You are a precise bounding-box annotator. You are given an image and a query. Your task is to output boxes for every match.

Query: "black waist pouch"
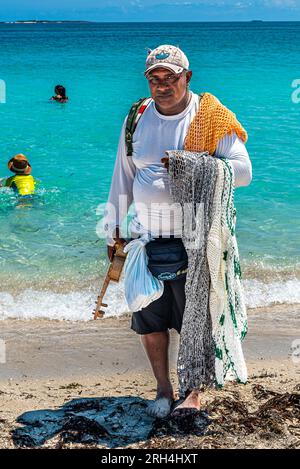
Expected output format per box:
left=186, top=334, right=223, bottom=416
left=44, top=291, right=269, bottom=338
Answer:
left=145, top=237, right=188, bottom=281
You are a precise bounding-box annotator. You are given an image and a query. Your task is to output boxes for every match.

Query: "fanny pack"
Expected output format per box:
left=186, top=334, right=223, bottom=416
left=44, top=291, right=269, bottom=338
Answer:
left=145, top=237, right=188, bottom=281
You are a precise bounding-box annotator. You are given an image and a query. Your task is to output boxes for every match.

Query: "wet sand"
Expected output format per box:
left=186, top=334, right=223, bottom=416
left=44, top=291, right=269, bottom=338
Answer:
left=0, top=304, right=299, bottom=449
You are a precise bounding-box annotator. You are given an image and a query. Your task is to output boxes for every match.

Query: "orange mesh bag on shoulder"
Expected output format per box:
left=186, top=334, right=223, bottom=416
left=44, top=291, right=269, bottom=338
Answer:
left=184, top=92, right=248, bottom=154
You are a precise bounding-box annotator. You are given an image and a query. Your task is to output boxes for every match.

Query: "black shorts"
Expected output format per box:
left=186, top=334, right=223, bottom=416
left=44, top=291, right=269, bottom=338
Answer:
left=131, top=274, right=186, bottom=335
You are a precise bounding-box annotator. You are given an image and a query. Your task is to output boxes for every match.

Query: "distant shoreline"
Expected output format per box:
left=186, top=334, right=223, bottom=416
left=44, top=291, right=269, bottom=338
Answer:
left=0, top=20, right=93, bottom=24
left=1, top=20, right=300, bottom=24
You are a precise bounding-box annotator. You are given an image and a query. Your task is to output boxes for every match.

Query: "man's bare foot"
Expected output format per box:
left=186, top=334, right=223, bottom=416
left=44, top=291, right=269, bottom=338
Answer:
left=171, top=390, right=201, bottom=417
left=147, top=396, right=173, bottom=419
left=146, top=387, right=175, bottom=419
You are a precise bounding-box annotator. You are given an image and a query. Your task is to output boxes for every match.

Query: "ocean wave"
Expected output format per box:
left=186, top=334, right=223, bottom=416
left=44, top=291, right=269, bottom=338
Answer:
left=242, top=259, right=300, bottom=283
left=0, top=278, right=299, bottom=321
left=243, top=279, right=300, bottom=308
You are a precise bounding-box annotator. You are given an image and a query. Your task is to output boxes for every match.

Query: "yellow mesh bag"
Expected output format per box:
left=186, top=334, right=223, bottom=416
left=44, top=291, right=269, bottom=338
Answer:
left=184, top=92, right=248, bottom=155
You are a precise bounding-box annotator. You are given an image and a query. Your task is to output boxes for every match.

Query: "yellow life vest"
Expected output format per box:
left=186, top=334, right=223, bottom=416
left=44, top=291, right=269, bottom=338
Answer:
left=5, top=174, right=36, bottom=196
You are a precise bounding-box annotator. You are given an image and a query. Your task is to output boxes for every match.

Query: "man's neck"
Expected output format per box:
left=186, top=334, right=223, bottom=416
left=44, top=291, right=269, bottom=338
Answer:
left=155, top=90, right=192, bottom=116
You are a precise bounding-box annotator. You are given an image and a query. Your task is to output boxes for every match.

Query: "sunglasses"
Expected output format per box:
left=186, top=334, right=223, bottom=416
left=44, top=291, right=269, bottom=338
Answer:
left=146, top=72, right=183, bottom=86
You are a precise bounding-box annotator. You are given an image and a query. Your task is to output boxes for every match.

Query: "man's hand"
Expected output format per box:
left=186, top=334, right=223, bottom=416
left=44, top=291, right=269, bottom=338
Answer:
left=161, top=155, right=169, bottom=171
left=107, top=227, right=127, bottom=262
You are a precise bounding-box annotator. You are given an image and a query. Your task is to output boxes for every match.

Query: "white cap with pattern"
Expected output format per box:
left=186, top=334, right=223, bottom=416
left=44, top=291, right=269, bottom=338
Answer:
left=145, top=44, right=189, bottom=75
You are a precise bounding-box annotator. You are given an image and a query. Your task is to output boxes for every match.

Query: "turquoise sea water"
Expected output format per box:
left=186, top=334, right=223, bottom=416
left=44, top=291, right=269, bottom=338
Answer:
left=0, top=22, right=299, bottom=320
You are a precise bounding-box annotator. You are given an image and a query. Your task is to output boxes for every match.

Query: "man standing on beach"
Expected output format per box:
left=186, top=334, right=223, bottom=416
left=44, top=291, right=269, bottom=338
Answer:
left=103, top=45, right=252, bottom=418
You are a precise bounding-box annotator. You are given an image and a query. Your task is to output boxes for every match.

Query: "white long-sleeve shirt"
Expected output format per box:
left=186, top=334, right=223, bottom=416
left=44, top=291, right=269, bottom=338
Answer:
left=103, top=92, right=252, bottom=246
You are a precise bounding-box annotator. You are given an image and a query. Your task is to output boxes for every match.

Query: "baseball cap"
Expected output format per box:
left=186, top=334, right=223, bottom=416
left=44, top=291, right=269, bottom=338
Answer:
left=144, top=44, right=189, bottom=75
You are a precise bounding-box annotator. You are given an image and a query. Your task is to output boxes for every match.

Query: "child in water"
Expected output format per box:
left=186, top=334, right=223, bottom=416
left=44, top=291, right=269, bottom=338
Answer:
left=50, top=84, right=68, bottom=103
left=3, top=154, right=36, bottom=196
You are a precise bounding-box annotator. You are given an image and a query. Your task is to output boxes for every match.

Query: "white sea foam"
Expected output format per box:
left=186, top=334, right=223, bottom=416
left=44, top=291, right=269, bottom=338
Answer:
left=0, top=278, right=299, bottom=321
left=0, top=281, right=130, bottom=322
left=243, top=278, right=300, bottom=309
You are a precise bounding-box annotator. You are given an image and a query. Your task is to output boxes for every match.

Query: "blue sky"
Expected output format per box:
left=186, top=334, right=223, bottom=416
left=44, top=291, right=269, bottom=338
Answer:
left=0, top=0, right=300, bottom=22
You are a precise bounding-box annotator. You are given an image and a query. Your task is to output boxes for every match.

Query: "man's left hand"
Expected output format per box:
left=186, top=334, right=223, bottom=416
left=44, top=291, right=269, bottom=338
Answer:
left=161, top=156, right=169, bottom=171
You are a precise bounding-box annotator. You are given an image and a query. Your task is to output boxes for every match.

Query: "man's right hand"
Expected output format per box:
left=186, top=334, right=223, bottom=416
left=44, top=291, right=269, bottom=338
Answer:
left=107, top=227, right=127, bottom=262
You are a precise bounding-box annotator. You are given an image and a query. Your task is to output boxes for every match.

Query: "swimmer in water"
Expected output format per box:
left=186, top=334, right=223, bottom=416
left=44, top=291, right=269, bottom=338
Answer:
left=50, top=84, right=68, bottom=103
left=3, top=154, right=36, bottom=196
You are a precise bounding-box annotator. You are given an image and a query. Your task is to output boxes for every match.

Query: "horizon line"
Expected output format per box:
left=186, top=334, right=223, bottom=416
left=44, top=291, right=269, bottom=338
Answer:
left=1, top=19, right=300, bottom=23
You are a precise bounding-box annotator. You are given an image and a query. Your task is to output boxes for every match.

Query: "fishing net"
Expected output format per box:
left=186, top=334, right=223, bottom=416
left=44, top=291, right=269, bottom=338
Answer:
left=167, top=150, right=248, bottom=397
left=167, top=150, right=218, bottom=396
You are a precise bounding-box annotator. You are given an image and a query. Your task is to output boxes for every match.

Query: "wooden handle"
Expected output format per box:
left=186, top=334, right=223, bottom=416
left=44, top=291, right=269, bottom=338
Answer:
left=93, top=273, right=110, bottom=320
left=93, top=243, right=128, bottom=319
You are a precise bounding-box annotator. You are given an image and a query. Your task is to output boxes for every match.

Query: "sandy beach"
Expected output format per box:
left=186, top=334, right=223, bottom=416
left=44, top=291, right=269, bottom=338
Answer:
left=0, top=303, right=299, bottom=449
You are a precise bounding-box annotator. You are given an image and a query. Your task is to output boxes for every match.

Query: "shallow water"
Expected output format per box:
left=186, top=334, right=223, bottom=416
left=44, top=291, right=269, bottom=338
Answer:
left=0, top=22, right=299, bottom=319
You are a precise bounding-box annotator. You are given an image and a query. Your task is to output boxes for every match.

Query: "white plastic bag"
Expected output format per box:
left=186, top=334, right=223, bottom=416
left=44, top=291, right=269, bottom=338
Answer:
left=123, top=234, right=164, bottom=312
